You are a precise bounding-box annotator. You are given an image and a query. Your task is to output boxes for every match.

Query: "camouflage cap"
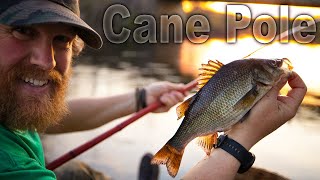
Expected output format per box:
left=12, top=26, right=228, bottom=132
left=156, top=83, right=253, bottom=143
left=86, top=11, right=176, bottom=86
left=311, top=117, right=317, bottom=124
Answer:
left=0, top=0, right=103, bottom=49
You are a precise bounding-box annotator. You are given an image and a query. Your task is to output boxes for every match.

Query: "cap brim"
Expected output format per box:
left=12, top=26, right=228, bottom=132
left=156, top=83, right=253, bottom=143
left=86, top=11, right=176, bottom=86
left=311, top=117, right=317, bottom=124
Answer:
left=0, top=0, right=102, bottom=49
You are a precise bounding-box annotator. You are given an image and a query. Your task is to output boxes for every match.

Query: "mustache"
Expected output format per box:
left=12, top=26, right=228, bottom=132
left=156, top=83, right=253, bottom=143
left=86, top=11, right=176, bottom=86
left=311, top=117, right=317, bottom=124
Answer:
left=10, top=64, right=64, bottom=85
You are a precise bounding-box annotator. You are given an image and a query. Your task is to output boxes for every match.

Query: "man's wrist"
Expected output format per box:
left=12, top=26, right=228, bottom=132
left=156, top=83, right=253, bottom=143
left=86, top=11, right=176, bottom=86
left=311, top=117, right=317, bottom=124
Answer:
left=215, top=134, right=255, bottom=173
left=227, top=133, right=253, bottom=150
left=227, top=124, right=258, bottom=150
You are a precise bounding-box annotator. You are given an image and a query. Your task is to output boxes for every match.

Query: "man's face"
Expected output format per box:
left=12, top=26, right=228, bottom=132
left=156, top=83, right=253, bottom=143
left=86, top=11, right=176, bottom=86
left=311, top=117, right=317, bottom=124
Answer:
left=0, top=23, right=75, bottom=131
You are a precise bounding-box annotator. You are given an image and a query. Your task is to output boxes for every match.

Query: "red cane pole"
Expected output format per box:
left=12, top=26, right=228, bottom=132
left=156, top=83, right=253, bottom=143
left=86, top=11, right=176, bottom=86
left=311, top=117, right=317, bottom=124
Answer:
left=46, top=79, right=198, bottom=170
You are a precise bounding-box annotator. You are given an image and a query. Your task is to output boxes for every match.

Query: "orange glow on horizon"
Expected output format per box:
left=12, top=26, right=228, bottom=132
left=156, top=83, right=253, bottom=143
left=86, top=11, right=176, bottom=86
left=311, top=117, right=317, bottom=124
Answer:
left=181, top=1, right=320, bottom=19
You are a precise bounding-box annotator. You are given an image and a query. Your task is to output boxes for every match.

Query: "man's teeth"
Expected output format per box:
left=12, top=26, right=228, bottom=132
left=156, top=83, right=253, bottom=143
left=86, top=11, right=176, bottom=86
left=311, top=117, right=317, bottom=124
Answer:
left=23, top=78, right=49, bottom=86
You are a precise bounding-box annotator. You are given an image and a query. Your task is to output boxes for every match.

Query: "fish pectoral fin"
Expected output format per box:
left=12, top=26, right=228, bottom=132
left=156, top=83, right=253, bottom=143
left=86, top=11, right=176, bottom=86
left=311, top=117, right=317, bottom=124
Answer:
left=197, top=60, right=224, bottom=91
left=234, top=84, right=259, bottom=110
left=151, top=144, right=184, bottom=178
left=176, top=96, right=193, bottom=120
left=197, top=133, right=218, bottom=156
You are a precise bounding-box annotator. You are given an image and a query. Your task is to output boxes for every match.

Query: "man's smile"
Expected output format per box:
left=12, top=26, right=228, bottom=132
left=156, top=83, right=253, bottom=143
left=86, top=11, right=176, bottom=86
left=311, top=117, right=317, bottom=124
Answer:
left=19, top=76, right=52, bottom=95
left=22, top=77, right=49, bottom=87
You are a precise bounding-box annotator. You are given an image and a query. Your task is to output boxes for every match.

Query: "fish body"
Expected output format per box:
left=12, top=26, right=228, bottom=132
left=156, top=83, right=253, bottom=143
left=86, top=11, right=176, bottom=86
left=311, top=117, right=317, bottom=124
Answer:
left=151, top=58, right=292, bottom=177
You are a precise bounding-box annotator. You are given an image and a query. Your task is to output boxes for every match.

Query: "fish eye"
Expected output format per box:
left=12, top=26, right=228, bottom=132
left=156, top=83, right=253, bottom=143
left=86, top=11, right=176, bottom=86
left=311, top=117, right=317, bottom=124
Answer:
left=269, top=59, right=282, bottom=67
left=270, top=60, right=278, bottom=67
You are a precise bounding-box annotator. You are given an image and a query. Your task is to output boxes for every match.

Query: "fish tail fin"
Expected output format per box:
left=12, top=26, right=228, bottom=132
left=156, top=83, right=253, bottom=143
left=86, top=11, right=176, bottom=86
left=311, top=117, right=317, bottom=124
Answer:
left=151, top=144, right=183, bottom=177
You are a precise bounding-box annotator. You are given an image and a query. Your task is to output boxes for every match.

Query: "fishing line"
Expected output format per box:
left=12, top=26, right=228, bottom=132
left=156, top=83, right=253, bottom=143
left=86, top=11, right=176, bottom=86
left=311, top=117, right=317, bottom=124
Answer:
left=243, top=20, right=317, bottom=58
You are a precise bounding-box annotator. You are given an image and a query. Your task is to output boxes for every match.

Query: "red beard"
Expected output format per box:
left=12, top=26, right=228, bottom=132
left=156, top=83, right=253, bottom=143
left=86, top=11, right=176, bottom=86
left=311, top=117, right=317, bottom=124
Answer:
left=0, top=63, right=71, bottom=132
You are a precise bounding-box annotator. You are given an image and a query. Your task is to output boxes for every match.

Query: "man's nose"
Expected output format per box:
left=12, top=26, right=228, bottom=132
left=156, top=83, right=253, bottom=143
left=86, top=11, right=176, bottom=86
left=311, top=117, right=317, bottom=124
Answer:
left=30, top=37, right=56, bottom=70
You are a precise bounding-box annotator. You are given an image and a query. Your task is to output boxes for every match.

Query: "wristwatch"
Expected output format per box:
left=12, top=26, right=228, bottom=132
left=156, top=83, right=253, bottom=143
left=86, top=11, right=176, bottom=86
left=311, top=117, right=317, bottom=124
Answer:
left=215, top=134, right=255, bottom=173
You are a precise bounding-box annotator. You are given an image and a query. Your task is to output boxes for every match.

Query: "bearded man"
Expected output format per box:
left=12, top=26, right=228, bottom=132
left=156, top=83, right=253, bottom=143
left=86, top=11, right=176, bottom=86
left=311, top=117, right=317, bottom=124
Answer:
left=0, top=0, right=187, bottom=179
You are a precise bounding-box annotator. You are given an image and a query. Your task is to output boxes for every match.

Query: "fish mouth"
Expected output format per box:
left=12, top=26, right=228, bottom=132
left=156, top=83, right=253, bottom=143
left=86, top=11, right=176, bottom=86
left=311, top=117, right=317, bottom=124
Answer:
left=281, top=58, right=294, bottom=71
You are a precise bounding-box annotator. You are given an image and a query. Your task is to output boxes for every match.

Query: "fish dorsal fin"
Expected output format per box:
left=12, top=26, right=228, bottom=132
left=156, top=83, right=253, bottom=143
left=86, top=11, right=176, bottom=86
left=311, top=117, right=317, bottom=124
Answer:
left=176, top=96, right=193, bottom=120
left=197, top=60, right=224, bottom=91
left=197, top=133, right=218, bottom=155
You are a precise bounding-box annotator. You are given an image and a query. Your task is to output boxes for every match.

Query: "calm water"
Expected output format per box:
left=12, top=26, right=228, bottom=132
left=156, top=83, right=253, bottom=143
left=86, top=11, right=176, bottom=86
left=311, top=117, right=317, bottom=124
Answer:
left=43, top=1, right=320, bottom=180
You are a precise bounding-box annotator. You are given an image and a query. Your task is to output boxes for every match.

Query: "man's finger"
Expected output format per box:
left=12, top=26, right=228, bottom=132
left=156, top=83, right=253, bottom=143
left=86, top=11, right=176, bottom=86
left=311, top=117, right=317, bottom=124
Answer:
left=171, top=91, right=185, bottom=102
left=286, top=71, right=307, bottom=104
left=165, top=82, right=185, bottom=91
left=160, top=93, right=174, bottom=107
left=277, top=72, right=307, bottom=110
left=278, top=72, right=307, bottom=108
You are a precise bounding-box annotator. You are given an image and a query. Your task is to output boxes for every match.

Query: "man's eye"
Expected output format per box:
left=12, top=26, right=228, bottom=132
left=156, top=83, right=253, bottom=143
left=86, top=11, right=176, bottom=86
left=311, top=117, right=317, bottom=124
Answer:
left=55, top=35, right=71, bottom=43
left=11, top=27, right=34, bottom=40
left=54, top=35, right=74, bottom=50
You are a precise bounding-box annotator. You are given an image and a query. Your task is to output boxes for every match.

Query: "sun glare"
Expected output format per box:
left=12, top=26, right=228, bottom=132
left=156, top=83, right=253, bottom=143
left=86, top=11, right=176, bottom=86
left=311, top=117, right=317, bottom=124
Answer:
left=181, top=1, right=320, bottom=19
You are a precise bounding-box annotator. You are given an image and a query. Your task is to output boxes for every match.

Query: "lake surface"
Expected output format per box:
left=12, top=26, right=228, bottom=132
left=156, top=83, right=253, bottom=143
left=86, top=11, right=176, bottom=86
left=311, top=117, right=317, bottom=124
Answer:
left=43, top=1, right=320, bottom=180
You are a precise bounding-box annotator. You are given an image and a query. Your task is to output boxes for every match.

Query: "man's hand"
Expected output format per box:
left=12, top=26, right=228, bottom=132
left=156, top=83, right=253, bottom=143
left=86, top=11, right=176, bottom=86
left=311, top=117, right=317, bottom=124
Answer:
left=145, top=81, right=188, bottom=113
left=228, top=72, right=307, bottom=149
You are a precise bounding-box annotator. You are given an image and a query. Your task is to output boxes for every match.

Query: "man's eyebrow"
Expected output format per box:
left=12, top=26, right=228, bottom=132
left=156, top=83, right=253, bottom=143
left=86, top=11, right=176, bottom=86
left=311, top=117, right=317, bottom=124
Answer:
left=66, top=30, right=76, bottom=37
left=11, top=25, right=38, bottom=34
left=54, top=26, right=76, bottom=38
left=57, top=27, right=76, bottom=37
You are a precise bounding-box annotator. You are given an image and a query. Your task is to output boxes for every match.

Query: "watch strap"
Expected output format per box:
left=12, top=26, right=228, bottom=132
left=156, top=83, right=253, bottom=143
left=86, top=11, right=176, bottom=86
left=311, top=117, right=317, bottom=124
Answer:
left=215, top=135, right=255, bottom=173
